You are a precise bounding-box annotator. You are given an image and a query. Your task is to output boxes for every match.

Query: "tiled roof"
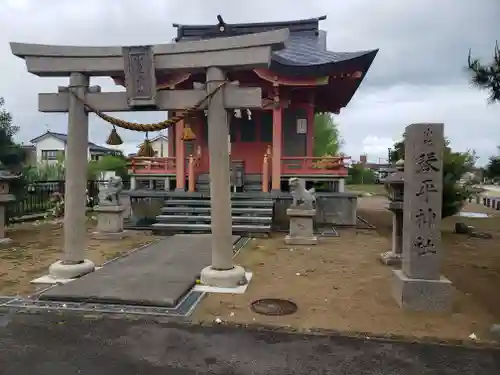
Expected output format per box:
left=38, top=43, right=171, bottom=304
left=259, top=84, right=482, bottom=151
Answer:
left=270, top=34, right=377, bottom=77
left=173, top=16, right=378, bottom=77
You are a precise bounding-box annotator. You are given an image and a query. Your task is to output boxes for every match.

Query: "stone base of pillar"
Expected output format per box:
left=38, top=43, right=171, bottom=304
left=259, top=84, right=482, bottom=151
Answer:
left=0, top=237, right=12, bottom=245
left=49, top=259, right=95, bottom=279
left=92, top=205, right=126, bottom=239
left=392, top=269, right=453, bottom=312
left=284, top=235, right=318, bottom=246
left=285, top=208, right=317, bottom=245
left=200, top=265, right=247, bottom=288
left=379, top=251, right=402, bottom=266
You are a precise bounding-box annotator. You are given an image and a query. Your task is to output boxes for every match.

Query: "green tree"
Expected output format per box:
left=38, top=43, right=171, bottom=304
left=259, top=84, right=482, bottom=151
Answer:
left=467, top=42, right=500, bottom=103
left=347, top=163, right=375, bottom=185
left=0, top=97, right=24, bottom=170
left=485, top=156, right=500, bottom=180
left=388, top=136, right=477, bottom=218
left=389, top=140, right=404, bottom=163
left=313, top=113, right=343, bottom=156
left=88, top=154, right=129, bottom=180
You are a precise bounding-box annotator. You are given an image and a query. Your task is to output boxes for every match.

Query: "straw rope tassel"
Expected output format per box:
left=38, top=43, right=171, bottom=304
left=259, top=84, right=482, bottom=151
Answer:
left=68, top=81, right=228, bottom=145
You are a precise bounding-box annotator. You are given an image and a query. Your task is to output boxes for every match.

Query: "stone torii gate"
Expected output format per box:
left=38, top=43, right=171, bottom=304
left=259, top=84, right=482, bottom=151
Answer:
left=10, top=29, right=288, bottom=288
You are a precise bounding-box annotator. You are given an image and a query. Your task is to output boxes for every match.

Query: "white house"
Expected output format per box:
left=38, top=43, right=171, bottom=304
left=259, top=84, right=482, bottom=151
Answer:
left=131, top=134, right=169, bottom=157
left=29, top=131, right=120, bottom=164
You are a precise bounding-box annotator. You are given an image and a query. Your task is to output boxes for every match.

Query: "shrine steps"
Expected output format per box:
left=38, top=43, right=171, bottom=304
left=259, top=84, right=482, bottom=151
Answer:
left=151, top=196, right=274, bottom=235
left=195, top=173, right=264, bottom=193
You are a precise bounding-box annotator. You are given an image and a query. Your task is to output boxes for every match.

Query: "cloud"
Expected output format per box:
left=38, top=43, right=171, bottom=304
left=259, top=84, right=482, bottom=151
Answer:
left=1, top=0, right=499, bottom=166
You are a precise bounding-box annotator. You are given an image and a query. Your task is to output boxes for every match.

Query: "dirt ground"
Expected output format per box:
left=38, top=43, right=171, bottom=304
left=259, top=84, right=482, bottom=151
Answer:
left=0, top=218, right=158, bottom=297
left=193, top=197, right=500, bottom=343
left=345, top=183, right=387, bottom=196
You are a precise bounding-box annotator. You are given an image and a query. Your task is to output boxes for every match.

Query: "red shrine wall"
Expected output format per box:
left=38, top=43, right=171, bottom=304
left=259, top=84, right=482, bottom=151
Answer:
left=181, top=104, right=314, bottom=175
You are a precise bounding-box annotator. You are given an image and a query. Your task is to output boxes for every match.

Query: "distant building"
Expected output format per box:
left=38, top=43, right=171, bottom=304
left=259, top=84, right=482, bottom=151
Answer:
left=358, top=154, right=391, bottom=171
left=136, top=134, right=169, bottom=157
left=29, top=131, right=119, bottom=164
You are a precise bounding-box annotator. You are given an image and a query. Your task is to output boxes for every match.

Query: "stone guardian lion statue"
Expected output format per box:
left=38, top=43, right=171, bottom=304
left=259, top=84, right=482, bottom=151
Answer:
left=98, top=176, right=123, bottom=206
left=289, top=177, right=316, bottom=210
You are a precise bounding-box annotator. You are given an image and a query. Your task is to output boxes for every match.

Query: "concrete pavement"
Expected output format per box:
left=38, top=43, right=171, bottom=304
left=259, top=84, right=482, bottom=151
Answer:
left=0, top=312, right=499, bottom=374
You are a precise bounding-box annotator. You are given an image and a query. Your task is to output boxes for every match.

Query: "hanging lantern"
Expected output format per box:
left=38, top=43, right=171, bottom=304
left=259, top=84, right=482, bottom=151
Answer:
left=182, top=125, right=196, bottom=141
left=105, top=126, right=123, bottom=145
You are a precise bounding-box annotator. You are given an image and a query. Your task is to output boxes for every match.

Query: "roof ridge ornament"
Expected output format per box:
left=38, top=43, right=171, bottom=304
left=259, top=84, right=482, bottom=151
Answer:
left=217, top=15, right=227, bottom=33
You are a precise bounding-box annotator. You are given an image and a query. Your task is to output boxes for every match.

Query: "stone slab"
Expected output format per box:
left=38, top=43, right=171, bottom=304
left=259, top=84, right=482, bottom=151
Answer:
left=40, top=234, right=240, bottom=307
left=287, top=208, right=316, bottom=217
left=379, top=251, right=402, bottom=266
left=284, top=235, right=318, bottom=245
left=93, top=205, right=126, bottom=213
left=392, top=269, right=453, bottom=312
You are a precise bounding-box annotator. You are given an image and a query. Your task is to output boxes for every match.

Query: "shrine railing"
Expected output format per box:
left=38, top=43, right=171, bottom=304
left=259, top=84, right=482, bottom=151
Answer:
left=129, top=157, right=177, bottom=175
left=280, top=156, right=350, bottom=176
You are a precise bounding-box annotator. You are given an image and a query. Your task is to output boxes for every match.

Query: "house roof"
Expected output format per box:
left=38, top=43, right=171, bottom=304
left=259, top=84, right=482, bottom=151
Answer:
left=173, top=16, right=378, bottom=79
left=136, top=134, right=168, bottom=148
left=29, top=131, right=118, bottom=153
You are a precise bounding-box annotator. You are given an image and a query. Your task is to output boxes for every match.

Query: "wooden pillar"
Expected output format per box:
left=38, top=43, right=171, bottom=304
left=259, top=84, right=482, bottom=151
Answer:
left=306, top=103, right=315, bottom=157
left=271, top=91, right=283, bottom=192
left=187, top=155, right=195, bottom=192
left=262, top=154, right=269, bottom=192
left=168, top=117, right=175, bottom=157
left=175, top=113, right=185, bottom=191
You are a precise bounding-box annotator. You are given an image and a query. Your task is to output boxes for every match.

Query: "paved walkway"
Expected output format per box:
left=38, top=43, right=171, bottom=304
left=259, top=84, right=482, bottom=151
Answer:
left=41, top=235, right=239, bottom=307
left=0, top=312, right=499, bottom=374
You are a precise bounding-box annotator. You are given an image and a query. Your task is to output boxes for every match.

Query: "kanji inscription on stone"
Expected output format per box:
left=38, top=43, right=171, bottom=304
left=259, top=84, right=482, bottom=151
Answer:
left=123, top=45, right=156, bottom=107
left=402, top=123, right=444, bottom=280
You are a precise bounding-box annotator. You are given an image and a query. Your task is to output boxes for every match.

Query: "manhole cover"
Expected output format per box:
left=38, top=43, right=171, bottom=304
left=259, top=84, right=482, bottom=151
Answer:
left=250, top=298, right=297, bottom=316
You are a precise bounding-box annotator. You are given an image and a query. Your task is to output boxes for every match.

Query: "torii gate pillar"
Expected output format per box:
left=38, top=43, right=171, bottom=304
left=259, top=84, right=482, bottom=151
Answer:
left=49, top=72, right=95, bottom=279
left=200, top=67, right=246, bottom=287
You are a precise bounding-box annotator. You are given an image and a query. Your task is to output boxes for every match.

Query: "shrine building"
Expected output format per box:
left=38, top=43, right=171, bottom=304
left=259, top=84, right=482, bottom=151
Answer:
left=128, top=16, right=378, bottom=195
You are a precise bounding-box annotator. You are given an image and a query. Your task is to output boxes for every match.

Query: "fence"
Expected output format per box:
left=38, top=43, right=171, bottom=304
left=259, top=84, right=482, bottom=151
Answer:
left=6, top=179, right=130, bottom=223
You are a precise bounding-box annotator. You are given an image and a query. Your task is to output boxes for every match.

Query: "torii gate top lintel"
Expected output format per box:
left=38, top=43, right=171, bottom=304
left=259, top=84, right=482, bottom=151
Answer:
left=9, top=28, right=289, bottom=77
left=10, top=28, right=289, bottom=112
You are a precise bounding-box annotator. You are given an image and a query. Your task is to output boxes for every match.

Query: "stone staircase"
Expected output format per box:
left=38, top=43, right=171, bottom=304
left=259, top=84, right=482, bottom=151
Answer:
left=151, top=195, right=274, bottom=235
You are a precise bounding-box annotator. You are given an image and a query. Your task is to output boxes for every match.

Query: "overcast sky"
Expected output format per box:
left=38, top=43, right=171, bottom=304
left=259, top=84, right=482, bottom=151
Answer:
left=1, top=0, right=499, bottom=164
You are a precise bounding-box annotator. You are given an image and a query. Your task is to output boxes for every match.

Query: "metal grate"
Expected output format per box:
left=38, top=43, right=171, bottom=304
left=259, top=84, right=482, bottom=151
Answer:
left=0, top=290, right=204, bottom=317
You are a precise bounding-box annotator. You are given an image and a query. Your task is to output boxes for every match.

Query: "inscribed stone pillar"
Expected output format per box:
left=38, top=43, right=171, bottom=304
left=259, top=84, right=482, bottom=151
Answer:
left=200, top=67, right=246, bottom=287
left=49, top=73, right=95, bottom=279
left=392, top=123, right=452, bottom=311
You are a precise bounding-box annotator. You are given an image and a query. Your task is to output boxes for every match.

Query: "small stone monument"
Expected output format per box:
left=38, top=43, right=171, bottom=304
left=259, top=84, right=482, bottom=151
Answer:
left=392, top=123, right=453, bottom=312
left=380, top=160, right=404, bottom=265
left=0, top=165, right=20, bottom=244
left=93, top=176, right=128, bottom=239
left=285, top=177, right=317, bottom=245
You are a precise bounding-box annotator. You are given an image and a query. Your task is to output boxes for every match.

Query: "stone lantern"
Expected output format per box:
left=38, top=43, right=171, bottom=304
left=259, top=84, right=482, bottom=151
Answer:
left=0, top=164, right=20, bottom=244
left=380, top=159, right=404, bottom=265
